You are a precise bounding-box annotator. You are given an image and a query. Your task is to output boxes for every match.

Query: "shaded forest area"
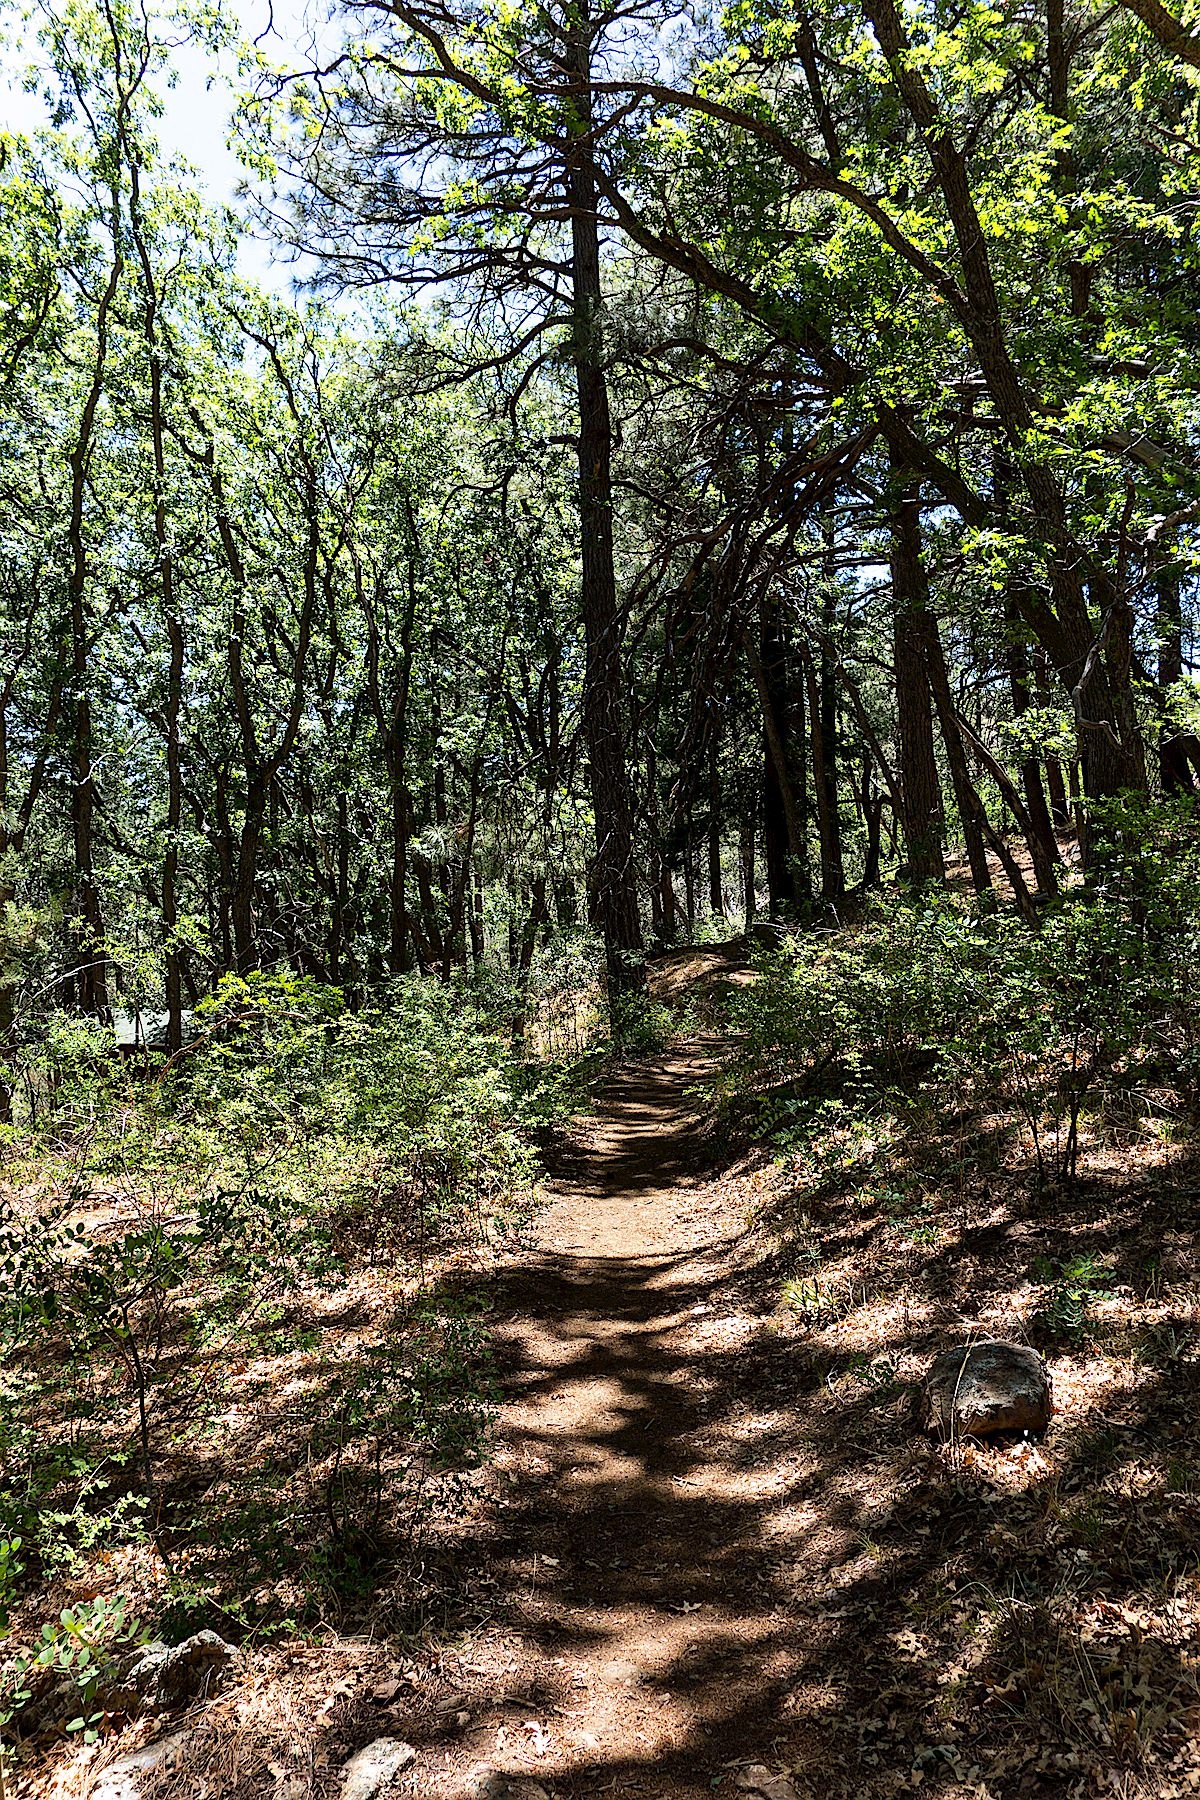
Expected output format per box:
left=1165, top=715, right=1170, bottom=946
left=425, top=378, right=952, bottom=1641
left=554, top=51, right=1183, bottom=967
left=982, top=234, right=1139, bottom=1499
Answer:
left=7, top=0, right=1200, bottom=1041
left=4, top=0, right=1200, bottom=1792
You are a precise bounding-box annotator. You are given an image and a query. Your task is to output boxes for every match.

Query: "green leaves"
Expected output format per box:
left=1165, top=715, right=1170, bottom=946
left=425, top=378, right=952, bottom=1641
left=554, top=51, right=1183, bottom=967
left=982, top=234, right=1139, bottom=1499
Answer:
left=0, top=1538, right=23, bottom=1639
left=4, top=1593, right=146, bottom=1741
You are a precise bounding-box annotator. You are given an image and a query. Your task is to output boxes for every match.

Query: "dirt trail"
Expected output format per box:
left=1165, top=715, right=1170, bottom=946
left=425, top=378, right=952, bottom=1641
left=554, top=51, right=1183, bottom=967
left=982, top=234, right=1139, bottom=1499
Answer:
left=413, top=1043, right=825, bottom=1800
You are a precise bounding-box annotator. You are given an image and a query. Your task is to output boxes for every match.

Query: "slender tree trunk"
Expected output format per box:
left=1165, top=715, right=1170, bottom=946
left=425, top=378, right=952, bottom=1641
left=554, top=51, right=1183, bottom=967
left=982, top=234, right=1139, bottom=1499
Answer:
left=470, top=862, right=485, bottom=967
left=566, top=8, right=646, bottom=1008
left=330, top=789, right=351, bottom=982
left=708, top=733, right=723, bottom=916
left=1032, top=646, right=1072, bottom=829
left=922, top=615, right=993, bottom=899
left=862, top=756, right=883, bottom=889
left=1005, top=622, right=1062, bottom=891
left=684, top=808, right=696, bottom=932
left=888, top=478, right=945, bottom=886
left=231, top=785, right=267, bottom=971
left=817, top=542, right=845, bottom=902
left=1047, top=0, right=1091, bottom=319
left=740, top=811, right=757, bottom=929
left=65, top=243, right=122, bottom=1017
left=129, top=166, right=184, bottom=1047
left=194, top=411, right=318, bottom=975
left=867, top=0, right=1144, bottom=856
left=750, top=598, right=807, bottom=916
left=389, top=779, right=411, bottom=974
left=0, top=707, right=12, bottom=1122
left=415, top=852, right=445, bottom=970
left=801, top=638, right=845, bottom=904
left=1155, top=544, right=1200, bottom=794
left=646, top=736, right=670, bottom=950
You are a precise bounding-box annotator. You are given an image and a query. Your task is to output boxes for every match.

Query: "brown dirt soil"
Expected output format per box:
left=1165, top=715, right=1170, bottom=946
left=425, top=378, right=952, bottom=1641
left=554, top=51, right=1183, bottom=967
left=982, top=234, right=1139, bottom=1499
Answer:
left=394, top=1038, right=814, bottom=1799
left=38, top=1029, right=1200, bottom=1800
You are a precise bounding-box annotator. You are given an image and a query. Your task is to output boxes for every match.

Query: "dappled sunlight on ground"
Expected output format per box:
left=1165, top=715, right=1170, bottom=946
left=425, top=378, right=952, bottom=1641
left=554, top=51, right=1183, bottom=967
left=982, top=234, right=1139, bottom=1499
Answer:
left=19, top=1026, right=1200, bottom=1800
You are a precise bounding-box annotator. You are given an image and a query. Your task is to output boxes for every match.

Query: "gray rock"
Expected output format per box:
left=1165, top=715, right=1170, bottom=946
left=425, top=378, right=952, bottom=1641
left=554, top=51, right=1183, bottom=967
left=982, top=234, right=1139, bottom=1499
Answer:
left=921, top=1339, right=1052, bottom=1440
left=735, top=1768, right=802, bottom=1800
left=90, top=1731, right=192, bottom=1800
left=110, top=1631, right=239, bottom=1714
left=341, top=1738, right=417, bottom=1800
left=463, top=1772, right=550, bottom=1800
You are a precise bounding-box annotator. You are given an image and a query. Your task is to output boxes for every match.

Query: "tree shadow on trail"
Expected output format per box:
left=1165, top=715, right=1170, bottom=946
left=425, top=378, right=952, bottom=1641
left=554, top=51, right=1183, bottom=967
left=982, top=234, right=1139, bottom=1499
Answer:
left=322, top=1055, right=1200, bottom=1800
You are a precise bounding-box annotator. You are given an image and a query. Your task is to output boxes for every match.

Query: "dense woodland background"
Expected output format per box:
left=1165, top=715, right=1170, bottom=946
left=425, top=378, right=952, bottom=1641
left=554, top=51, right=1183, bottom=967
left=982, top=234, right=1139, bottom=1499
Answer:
left=3, top=0, right=1200, bottom=1043
left=5, top=0, right=1200, bottom=1792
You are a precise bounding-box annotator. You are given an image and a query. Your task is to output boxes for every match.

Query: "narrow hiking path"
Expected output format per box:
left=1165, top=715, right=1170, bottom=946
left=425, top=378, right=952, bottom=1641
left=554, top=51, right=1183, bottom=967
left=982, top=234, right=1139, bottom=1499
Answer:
left=409, top=1041, right=834, bottom=1800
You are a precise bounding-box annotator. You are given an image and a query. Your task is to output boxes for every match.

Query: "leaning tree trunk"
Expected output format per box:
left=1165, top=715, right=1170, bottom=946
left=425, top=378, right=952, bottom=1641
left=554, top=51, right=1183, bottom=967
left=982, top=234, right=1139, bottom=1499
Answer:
left=922, top=615, right=993, bottom=901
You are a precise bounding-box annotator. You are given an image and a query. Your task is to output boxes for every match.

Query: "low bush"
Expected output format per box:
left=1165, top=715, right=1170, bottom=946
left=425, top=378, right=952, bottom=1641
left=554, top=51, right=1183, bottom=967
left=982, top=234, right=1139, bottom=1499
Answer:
left=0, top=969, right=567, bottom=1755
left=723, top=800, right=1200, bottom=1190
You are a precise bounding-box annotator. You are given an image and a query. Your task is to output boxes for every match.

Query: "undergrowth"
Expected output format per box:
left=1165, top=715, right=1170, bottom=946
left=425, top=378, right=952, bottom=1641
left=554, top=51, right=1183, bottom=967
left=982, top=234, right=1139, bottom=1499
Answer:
left=0, top=969, right=576, bottom=1768
left=717, top=802, right=1200, bottom=1799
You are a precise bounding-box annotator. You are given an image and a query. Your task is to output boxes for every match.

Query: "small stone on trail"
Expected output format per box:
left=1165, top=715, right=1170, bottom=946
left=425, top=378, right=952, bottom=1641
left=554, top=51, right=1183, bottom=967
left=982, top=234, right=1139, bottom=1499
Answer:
left=921, top=1340, right=1051, bottom=1440
left=734, top=1764, right=802, bottom=1800
left=464, top=1770, right=550, bottom=1800
left=340, top=1737, right=417, bottom=1800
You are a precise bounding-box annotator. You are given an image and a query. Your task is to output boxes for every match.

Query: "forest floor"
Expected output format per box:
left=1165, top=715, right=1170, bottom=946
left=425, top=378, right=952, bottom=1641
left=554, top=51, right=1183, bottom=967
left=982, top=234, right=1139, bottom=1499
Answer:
left=410, top=1037, right=800, bottom=1800
left=289, top=1032, right=1198, bottom=1800
left=40, top=975, right=1200, bottom=1800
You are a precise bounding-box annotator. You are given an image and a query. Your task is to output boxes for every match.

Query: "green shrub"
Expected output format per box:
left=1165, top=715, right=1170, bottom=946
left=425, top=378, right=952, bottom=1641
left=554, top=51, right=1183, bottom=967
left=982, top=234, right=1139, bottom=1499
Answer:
left=725, top=801, right=1200, bottom=1188
left=1031, top=1253, right=1113, bottom=1343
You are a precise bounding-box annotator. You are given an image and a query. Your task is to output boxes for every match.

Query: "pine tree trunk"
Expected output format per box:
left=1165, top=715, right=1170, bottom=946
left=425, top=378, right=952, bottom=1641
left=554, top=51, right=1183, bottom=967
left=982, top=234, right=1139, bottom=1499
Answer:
left=566, top=8, right=646, bottom=1008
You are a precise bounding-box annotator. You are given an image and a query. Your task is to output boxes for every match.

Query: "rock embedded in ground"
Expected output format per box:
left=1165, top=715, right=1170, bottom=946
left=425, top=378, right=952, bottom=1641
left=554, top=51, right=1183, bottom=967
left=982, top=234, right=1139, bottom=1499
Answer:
left=109, top=1630, right=240, bottom=1714
left=90, top=1731, right=192, bottom=1800
left=921, top=1339, right=1052, bottom=1439
left=463, top=1770, right=550, bottom=1800
left=735, top=1765, right=803, bottom=1800
left=341, top=1738, right=417, bottom=1799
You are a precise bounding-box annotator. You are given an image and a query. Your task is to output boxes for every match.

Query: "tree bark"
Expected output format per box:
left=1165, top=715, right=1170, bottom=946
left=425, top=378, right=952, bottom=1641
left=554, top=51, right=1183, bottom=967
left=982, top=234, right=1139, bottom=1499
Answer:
left=65, top=231, right=123, bottom=1017
left=1154, top=543, right=1200, bottom=794
left=922, top=613, right=993, bottom=900
left=1005, top=623, right=1062, bottom=891
left=740, top=811, right=757, bottom=929
left=567, top=7, right=646, bottom=1008
left=749, top=598, right=807, bottom=916
left=801, top=638, right=845, bottom=905
left=129, top=163, right=184, bottom=1048
left=708, top=732, right=723, bottom=917
left=888, top=479, right=945, bottom=886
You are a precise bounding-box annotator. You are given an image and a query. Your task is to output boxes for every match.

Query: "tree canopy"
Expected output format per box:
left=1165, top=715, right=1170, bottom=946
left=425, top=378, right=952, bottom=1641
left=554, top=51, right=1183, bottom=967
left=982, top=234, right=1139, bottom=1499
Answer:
left=0, top=0, right=1198, bottom=1034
